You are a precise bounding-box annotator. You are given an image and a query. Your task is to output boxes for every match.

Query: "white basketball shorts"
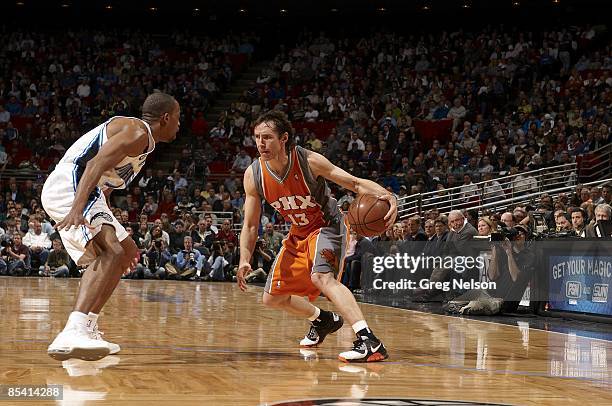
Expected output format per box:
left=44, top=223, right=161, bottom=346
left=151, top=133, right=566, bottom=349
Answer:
left=41, top=163, right=128, bottom=265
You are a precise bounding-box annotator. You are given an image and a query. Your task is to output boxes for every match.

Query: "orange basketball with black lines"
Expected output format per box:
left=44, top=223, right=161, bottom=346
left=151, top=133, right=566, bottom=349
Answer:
left=347, top=194, right=390, bottom=237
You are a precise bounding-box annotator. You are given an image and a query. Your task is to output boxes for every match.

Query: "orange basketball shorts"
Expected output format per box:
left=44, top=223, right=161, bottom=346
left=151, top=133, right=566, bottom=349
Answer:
left=264, top=216, right=350, bottom=301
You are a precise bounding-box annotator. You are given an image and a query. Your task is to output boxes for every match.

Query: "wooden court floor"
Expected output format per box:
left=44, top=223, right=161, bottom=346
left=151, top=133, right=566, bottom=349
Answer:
left=1, top=277, right=611, bottom=405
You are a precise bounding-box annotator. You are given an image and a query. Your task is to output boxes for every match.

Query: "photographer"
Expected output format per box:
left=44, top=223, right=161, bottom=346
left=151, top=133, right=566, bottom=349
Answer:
left=143, top=238, right=172, bottom=279
left=0, top=219, right=18, bottom=246
left=175, top=236, right=205, bottom=279
left=224, top=240, right=240, bottom=278
left=39, top=238, right=70, bottom=277
left=168, top=220, right=189, bottom=254
left=204, top=241, right=229, bottom=281
left=487, top=225, right=536, bottom=312
left=445, top=225, right=536, bottom=315
left=143, top=223, right=170, bottom=250
left=0, top=233, right=31, bottom=276
left=245, top=238, right=274, bottom=283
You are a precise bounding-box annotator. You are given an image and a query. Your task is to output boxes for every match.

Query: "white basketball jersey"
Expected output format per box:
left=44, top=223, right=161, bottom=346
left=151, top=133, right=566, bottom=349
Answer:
left=60, top=116, right=155, bottom=190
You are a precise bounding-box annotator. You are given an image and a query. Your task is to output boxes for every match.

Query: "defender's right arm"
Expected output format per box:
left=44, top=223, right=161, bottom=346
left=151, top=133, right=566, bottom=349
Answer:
left=55, top=119, right=149, bottom=231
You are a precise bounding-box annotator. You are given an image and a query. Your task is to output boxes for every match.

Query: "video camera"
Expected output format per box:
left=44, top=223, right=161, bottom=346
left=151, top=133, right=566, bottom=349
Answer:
left=490, top=226, right=520, bottom=241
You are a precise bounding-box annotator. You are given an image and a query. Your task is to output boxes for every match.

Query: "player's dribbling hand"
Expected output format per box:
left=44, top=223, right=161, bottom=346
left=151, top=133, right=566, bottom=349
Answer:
left=378, top=194, right=398, bottom=229
left=55, top=209, right=96, bottom=232
left=236, top=263, right=252, bottom=292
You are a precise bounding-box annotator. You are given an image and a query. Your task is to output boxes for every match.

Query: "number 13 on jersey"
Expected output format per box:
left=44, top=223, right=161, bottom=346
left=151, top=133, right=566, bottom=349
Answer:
left=286, top=213, right=310, bottom=226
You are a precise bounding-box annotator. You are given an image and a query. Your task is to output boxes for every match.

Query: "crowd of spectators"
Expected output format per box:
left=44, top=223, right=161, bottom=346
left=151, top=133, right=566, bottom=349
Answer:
left=209, top=26, right=610, bottom=200
left=0, top=27, right=259, bottom=279
left=0, top=28, right=257, bottom=172
left=0, top=24, right=611, bottom=293
left=333, top=191, right=611, bottom=320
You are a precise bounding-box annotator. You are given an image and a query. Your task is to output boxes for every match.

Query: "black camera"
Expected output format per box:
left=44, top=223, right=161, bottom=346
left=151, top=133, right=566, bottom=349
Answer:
left=491, top=226, right=520, bottom=241
left=1, top=239, right=13, bottom=248
left=154, top=239, right=162, bottom=249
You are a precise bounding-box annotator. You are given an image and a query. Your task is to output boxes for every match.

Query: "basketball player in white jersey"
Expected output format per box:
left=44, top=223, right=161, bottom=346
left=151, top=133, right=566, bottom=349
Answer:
left=41, top=92, right=180, bottom=361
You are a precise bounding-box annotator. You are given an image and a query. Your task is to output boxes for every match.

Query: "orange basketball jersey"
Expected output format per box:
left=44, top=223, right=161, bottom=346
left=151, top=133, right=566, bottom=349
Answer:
left=250, top=146, right=341, bottom=238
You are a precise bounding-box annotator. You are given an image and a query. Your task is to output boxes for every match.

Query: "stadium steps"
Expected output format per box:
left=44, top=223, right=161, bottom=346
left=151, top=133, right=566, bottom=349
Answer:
left=204, top=62, right=267, bottom=123
left=150, top=60, right=269, bottom=173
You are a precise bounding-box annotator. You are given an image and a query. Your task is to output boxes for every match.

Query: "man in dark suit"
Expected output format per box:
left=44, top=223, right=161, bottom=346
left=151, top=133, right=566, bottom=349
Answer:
left=585, top=203, right=612, bottom=237
left=398, top=215, right=428, bottom=256
left=432, top=216, right=450, bottom=252
left=420, top=218, right=449, bottom=279
left=407, top=216, right=428, bottom=241
left=414, top=210, right=477, bottom=301
left=422, top=219, right=441, bottom=256
left=342, top=234, right=375, bottom=292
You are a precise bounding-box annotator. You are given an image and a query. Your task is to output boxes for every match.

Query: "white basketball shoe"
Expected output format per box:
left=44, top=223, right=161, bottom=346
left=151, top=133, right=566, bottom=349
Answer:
left=89, top=324, right=121, bottom=355
left=47, top=327, right=110, bottom=361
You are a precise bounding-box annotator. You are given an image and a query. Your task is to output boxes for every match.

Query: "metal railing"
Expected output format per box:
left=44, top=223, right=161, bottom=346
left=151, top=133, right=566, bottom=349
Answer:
left=190, top=210, right=235, bottom=228
left=579, top=144, right=612, bottom=182
left=0, top=168, right=46, bottom=183
left=476, top=177, right=611, bottom=215
left=398, top=163, right=579, bottom=218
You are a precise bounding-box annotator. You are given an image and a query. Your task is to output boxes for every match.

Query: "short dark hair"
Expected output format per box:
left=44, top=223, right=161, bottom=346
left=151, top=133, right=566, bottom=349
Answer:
left=253, top=110, right=294, bottom=152
left=570, top=207, right=586, bottom=219
left=142, top=92, right=176, bottom=121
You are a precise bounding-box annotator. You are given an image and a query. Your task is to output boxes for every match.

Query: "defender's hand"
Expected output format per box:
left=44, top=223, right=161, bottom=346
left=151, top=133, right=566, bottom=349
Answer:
left=55, top=209, right=96, bottom=232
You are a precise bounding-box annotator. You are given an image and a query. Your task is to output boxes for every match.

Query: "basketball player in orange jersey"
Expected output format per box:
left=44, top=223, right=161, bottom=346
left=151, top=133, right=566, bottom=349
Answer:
left=237, top=111, right=397, bottom=362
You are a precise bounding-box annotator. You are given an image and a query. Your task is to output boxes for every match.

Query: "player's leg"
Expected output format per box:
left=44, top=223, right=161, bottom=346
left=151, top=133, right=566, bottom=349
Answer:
left=262, top=291, right=344, bottom=347
left=262, top=292, right=314, bottom=316
left=80, top=228, right=136, bottom=356
left=311, top=272, right=365, bottom=324
left=47, top=225, right=133, bottom=361
left=311, top=222, right=388, bottom=362
left=75, top=195, right=136, bottom=355
left=88, top=235, right=137, bottom=314
left=262, top=240, right=344, bottom=347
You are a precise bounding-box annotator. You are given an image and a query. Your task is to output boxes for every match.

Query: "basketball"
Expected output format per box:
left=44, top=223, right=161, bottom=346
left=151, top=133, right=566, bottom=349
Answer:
left=347, top=194, right=391, bottom=237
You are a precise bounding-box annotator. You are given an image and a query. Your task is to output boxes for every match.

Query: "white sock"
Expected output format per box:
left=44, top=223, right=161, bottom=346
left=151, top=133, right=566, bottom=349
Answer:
left=64, top=311, right=89, bottom=332
left=352, top=320, right=369, bottom=335
left=307, top=307, right=321, bottom=322
left=87, top=312, right=99, bottom=330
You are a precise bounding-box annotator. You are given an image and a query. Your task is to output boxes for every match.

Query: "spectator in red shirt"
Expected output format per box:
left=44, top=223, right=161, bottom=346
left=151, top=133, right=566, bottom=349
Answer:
left=216, top=219, right=238, bottom=246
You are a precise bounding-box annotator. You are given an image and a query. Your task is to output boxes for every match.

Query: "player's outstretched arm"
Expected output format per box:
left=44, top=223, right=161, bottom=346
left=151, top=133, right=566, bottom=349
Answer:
left=55, top=119, right=149, bottom=232
left=237, top=166, right=262, bottom=292
left=308, top=150, right=398, bottom=228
